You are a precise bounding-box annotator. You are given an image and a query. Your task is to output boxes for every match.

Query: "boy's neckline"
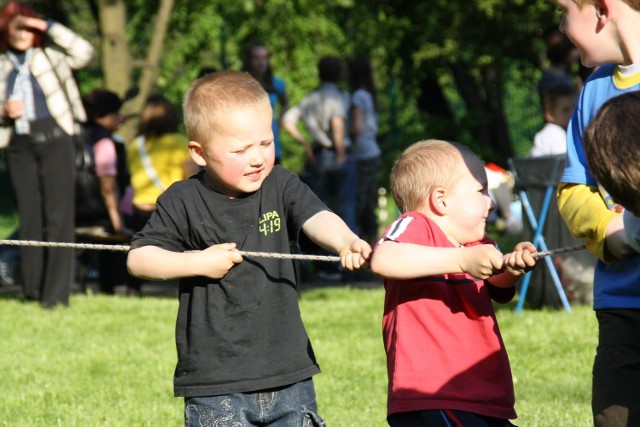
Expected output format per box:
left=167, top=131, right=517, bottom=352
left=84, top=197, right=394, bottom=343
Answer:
left=202, top=172, right=253, bottom=200
left=614, top=62, right=640, bottom=89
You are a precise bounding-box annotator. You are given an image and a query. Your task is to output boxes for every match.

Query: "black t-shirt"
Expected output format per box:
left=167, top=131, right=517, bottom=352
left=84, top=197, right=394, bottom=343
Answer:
left=130, top=166, right=327, bottom=396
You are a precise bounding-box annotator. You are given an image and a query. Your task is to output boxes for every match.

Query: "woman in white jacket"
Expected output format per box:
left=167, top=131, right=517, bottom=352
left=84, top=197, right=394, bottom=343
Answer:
left=0, top=2, right=93, bottom=308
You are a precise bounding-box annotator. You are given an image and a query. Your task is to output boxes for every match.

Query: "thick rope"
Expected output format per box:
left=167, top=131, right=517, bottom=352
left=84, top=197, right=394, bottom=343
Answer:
left=533, top=244, right=586, bottom=259
left=0, top=239, right=341, bottom=262
left=0, top=239, right=586, bottom=262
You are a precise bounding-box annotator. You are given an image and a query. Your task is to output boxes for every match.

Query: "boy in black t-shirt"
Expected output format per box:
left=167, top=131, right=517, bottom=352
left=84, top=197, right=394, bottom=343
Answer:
left=127, top=70, right=371, bottom=426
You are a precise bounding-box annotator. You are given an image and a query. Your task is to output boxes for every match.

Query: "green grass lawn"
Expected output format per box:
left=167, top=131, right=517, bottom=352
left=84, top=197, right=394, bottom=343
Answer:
left=0, top=286, right=595, bottom=426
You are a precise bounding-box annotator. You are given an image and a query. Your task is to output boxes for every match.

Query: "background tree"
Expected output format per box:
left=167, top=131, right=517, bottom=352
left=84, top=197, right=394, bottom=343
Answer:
left=35, top=0, right=561, bottom=173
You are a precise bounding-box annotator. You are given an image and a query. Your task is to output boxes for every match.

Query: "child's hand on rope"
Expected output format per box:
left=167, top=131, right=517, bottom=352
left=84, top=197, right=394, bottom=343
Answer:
left=502, top=241, right=537, bottom=277
left=197, top=243, right=243, bottom=279
left=605, top=215, right=634, bottom=260
left=339, top=238, right=372, bottom=271
left=458, top=244, right=504, bottom=280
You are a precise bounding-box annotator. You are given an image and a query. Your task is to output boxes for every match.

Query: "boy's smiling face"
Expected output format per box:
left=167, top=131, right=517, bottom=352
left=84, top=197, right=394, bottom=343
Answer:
left=443, top=155, right=495, bottom=246
left=190, top=99, right=275, bottom=198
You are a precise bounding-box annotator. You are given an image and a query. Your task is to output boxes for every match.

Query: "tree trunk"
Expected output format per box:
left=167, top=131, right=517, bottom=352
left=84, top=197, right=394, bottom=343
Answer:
left=98, top=0, right=131, bottom=98
left=118, top=0, right=175, bottom=142
left=449, top=61, right=494, bottom=151
left=483, top=63, right=514, bottom=163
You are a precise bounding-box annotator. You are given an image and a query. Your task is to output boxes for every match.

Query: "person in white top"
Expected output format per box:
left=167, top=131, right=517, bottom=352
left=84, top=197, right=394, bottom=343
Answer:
left=529, top=82, right=577, bottom=157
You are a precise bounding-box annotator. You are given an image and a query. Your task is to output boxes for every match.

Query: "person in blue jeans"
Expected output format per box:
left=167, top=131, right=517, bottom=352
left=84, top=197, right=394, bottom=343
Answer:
left=282, top=56, right=356, bottom=231
left=283, top=56, right=356, bottom=279
left=348, top=54, right=381, bottom=247
left=127, top=70, right=371, bottom=426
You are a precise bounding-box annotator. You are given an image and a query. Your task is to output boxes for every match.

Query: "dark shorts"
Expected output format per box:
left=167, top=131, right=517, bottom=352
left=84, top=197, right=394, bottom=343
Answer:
left=593, top=309, right=640, bottom=427
left=387, top=409, right=516, bottom=427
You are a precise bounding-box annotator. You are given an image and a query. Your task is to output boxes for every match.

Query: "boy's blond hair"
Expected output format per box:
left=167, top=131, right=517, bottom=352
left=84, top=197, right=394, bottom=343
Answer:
left=183, top=70, right=268, bottom=144
left=390, top=139, right=478, bottom=213
left=575, top=0, right=640, bottom=8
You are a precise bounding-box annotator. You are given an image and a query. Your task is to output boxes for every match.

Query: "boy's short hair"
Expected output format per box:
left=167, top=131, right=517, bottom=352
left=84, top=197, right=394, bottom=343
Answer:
left=183, top=70, right=268, bottom=144
left=584, top=91, right=640, bottom=216
left=541, top=82, right=577, bottom=113
left=575, top=0, right=640, bottom=8
left=390, top=139, right=478, bottom=213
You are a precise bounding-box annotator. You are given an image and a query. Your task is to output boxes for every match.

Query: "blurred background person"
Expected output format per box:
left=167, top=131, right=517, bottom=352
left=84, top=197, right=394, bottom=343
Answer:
left=78, top=89, right=129, bottom=295
left=78, top=89, right=127, bottom=236
left=0, top=1, right=93, bottom=307
left=529, top=82, right=577, bottom=157
left=283, top=56, right=355, bottom=281
left=125, top=94, right=196, bottom=295
left=348, top=54, right=381, bottom=247
left=242, top=41, right=289, bottom=164
left=283, top=56, right=355, bottom=231
left=537, top=29, right=582, bottom=106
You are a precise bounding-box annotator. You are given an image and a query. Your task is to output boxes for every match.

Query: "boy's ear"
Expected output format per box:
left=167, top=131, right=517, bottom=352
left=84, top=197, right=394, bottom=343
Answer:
left=595, top=0, right=610, bottom=22
left=429, top=186, right=448, bottom=216
left=188, top=141, right=207, bottom=167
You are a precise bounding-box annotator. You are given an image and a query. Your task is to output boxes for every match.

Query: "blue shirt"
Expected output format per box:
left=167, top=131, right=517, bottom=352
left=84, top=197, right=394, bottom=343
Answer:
left=269, top=76, right=286, bottom=160
left=562, top=63, right=640, bottom=310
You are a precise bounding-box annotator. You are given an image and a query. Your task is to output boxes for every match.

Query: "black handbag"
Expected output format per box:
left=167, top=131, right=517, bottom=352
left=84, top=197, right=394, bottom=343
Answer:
left=74, top=125, right=108, bottom=225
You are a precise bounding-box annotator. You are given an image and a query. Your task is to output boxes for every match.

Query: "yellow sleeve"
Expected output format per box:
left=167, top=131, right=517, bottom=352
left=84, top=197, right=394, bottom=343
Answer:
left=557, top=182, right=620, bottom=262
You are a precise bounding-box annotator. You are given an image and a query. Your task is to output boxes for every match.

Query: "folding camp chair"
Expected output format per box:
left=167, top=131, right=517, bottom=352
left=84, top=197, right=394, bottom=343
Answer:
left=508, top=156, right=572, bottom=315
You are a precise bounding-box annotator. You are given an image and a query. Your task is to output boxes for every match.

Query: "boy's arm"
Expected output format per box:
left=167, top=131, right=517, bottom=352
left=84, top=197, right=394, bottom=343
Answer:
left=301, top=210, right=371, bottom=270
left=127, top=243, right=243, bottom=281
left=557, top=183, right=632, bottom=262
left=370, top=240, right=504, bottom=280
left=98, top=174, right=123, bottom=234
left=282, top=106, right=314, bottom=161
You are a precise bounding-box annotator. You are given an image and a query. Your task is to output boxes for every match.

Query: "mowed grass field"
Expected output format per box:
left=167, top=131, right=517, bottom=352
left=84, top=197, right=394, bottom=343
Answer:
left=0, top=157, right=595, bottom=425
left=0, top=285, right=596, bottom=426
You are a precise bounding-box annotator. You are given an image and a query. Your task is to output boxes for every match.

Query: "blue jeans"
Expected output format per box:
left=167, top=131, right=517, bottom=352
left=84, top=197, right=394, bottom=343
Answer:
left=184, top=379, right=325, bottom=427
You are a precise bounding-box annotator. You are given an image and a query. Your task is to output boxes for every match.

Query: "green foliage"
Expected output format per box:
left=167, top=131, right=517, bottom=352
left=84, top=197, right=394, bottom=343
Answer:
left=0, top=287, right=595, bottom=426
left=56, top=0, right=560, bottom=167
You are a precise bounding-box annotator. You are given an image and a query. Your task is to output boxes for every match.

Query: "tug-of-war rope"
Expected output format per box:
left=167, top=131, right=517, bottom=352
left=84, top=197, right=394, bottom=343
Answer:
left=0, top=239, right=342, bottom=262
left=0, top=239, right=586, bottom=262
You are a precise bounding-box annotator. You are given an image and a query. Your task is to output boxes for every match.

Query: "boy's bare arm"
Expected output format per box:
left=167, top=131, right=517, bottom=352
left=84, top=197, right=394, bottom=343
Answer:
left=488, top=241, right=538, bottom=288
left=370, top=241, right=503, bottom=280
left=302, top=210, right=371, bottom=270
left=127, top=243, right=243, bottom=281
